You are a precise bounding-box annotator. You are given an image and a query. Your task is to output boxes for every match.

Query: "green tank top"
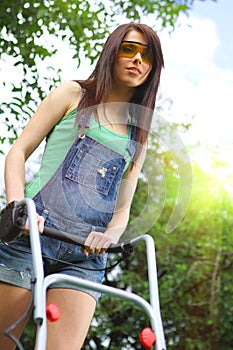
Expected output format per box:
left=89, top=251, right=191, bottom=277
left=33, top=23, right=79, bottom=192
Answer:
left=25, top=108, right=131, bottom=198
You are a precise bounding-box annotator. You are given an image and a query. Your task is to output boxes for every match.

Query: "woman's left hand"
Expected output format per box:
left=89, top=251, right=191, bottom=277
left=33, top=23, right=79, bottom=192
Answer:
left=82, top=231, right=118, bottom=256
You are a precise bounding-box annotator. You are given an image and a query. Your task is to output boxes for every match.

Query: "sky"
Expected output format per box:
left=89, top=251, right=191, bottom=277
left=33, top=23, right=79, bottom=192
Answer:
left=1, top=0, right=233, bottom=193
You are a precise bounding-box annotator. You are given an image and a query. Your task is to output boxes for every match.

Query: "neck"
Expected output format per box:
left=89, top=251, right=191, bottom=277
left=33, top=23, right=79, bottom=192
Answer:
left=96, top=102, right=130, bottom=135
left=97, top=84, right=134, bottom=132
left=97, top=102, right=129, bottom=122
left=106, top=84, right=135, bottom=103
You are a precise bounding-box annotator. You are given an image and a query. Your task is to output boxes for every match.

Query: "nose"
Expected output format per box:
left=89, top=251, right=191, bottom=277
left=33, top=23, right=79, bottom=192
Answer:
left=132, top=51, right=142, bottom=63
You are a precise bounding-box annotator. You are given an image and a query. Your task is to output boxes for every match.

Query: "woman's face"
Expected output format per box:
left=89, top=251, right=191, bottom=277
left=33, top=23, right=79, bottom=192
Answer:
left=112, top=30, right=152, bottom=89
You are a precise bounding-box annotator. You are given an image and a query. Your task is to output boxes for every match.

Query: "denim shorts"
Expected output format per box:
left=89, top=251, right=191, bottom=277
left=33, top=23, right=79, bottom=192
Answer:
left=0, top=234, right=108, bottom=302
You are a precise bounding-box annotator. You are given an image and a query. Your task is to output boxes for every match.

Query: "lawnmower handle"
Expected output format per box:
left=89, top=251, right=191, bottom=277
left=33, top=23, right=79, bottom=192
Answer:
left=43, top=226, right=133, bottom=254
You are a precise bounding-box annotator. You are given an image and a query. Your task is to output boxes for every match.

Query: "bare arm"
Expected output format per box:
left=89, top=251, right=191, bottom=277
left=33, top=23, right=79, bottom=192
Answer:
left=4, top=81, right=82, bottom=230
left=84, top=142, right=147, bottom=254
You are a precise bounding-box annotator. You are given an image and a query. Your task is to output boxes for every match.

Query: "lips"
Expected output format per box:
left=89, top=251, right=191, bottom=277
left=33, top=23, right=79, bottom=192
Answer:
left=126, top=66, right=142, bottom=75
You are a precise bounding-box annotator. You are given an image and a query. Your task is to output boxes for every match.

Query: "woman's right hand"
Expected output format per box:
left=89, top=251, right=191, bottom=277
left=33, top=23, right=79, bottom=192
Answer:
left=23, top=213, right=45, bottom=234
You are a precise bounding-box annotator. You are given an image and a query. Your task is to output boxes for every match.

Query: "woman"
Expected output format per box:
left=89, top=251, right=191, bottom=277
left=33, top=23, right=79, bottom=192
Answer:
left=0, top=23, right=164, bottom=349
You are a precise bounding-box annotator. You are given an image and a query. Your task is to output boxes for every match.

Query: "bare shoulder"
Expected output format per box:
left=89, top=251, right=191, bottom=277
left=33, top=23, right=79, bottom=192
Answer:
left=60, top=80, right=82, bottom=94
left=54, top=80, right=82, bottom=104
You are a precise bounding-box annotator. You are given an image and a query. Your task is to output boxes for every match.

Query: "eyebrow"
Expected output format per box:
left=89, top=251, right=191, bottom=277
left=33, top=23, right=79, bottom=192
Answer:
left=122, top=40, right=148, bottom=47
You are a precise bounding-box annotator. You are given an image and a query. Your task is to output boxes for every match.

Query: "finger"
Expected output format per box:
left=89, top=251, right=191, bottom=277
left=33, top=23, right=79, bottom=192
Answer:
left=20, top=229, right=29, bottom=236
left=94, top=238, right=111, bottom=252
left=37, top=215, right=45, bottom=234
left=84, top=234, right=99, bottom=253
left=84, top=232, right=110, bottom=255
left=95, top=249, right=102, bottom=256
left=84, top=235, right=94, bottom=249
left=24, top=219, right=30, bottom=231
left=93, top=241, right=109, bottom=255
left=81, top=247, right=89, bottom=257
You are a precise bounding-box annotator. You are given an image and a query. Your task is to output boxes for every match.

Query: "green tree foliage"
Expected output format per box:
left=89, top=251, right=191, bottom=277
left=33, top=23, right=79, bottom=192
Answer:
left=83, top=153, right=232, bottom=349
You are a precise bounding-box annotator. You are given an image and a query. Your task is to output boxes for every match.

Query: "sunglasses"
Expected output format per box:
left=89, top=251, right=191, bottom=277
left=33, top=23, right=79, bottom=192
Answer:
left=118, top=40, right=152, bottom=65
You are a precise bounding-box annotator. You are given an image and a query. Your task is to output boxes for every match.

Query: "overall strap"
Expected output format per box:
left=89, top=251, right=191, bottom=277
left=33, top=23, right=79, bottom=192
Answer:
left=77, top=88, right=92, bottom=138
left=77, top=112, right=92, bottom=139
left=125, top=124, right=136, bottom=160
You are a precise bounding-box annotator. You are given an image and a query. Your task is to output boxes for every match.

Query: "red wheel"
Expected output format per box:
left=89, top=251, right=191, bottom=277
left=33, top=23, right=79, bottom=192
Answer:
left=46, top=302, right=60, bottom=322
left=140, top=327, right=156, bottom=350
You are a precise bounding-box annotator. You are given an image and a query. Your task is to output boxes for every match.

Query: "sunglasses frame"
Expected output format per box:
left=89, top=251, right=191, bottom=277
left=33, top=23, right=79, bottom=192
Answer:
left=118, top=40, right=152, bottom=65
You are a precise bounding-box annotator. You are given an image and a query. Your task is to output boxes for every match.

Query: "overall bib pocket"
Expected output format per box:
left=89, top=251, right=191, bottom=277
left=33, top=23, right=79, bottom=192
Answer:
left=65, top=143, right=120, bottom=196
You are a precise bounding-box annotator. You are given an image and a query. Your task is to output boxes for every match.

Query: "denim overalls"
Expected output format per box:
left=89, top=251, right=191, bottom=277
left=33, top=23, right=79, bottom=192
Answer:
left=33, top=117, right=136, bottom=240
left=0, top=116, right=136, bottom=300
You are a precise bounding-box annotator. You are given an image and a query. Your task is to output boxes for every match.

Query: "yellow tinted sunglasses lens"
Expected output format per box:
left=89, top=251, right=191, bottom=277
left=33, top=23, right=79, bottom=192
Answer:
left=118, top=41, right=152, bottom=64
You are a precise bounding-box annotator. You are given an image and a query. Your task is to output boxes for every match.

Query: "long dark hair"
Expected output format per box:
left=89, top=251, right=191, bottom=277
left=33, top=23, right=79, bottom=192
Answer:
left=75, top=22, right=164, bottom=165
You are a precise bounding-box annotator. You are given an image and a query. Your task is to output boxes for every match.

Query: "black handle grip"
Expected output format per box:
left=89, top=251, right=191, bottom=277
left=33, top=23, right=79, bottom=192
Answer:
left=43, top=227, right=133, bottom=254
left=0, top=201, right=27, bottom=242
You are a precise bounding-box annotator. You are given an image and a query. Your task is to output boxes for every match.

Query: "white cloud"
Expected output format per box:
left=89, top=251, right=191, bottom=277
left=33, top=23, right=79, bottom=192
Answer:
left=162, top=18, right=220, bottom=68
left=160, top=16, right=233, bottom=153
